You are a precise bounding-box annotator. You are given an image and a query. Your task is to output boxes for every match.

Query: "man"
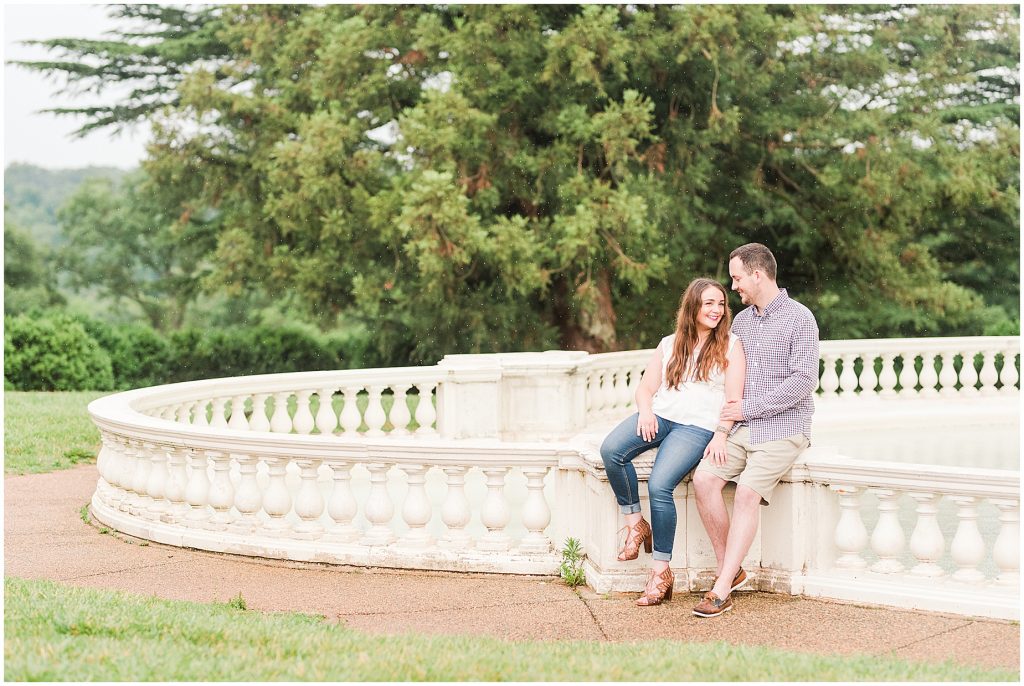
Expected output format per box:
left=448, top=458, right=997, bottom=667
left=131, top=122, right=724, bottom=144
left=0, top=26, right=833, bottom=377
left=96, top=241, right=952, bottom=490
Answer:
left=691, top=243, right=819, bottom=617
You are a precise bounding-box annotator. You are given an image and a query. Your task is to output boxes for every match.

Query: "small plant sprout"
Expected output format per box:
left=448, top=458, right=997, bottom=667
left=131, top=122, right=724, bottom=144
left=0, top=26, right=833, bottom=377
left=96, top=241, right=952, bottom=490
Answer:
left=559, top=537, right=587, bottom=588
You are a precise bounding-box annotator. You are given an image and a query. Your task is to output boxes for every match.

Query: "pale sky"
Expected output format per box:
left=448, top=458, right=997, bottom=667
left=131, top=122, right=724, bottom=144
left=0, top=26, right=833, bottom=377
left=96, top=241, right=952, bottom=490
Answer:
left=3, top=3, right=149, bottom=169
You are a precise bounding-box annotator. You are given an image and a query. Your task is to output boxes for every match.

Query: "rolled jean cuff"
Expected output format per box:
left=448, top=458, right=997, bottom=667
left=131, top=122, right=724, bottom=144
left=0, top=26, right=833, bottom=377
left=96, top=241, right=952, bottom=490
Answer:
left=652, top=550, right=672, bottom=562
left=619, top=503, right=642, bottom=515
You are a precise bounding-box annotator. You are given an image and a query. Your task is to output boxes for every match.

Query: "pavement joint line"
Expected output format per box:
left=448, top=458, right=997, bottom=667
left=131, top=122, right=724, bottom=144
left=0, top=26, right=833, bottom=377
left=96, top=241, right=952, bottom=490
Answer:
left=886, top=619, right=976, bottom=654
left=335, top=598, right=579, bottom=618
left=59, top=559, right=187, bottom=582
left=575, top=590, right=611, bottom=641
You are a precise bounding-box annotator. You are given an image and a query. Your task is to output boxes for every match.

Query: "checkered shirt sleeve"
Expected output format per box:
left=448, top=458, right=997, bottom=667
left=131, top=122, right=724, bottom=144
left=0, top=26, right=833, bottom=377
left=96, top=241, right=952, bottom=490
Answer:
left=731, top=289, right=818, bottom=444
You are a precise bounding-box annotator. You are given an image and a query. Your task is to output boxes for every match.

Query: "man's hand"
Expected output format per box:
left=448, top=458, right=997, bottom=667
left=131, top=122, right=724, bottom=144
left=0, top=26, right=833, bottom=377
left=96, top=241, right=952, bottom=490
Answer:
left=636, top=411, right=659, bottom=442
left=720, top=400, right=744, bottom=422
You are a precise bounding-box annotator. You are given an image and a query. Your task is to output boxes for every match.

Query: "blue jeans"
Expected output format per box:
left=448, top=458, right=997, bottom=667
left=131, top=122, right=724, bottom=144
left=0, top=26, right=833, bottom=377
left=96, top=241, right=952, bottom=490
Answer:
left=600, top=413, right=713, bottom=561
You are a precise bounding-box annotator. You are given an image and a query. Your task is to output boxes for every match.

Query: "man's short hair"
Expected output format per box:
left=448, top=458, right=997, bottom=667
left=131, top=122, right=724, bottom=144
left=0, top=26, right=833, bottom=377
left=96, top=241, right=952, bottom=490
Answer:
left=730, top=243, right=777, bottom=280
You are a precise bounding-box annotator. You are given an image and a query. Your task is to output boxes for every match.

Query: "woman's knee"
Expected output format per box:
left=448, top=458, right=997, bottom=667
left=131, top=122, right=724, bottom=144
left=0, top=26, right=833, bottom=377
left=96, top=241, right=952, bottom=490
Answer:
left=599, top=437, right=625, bottom=469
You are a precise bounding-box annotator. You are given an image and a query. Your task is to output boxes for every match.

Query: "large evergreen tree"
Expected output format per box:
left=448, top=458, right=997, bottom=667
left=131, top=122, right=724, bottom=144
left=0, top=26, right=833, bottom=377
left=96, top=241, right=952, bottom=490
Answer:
left=17, top=4, right=1019, bottom=361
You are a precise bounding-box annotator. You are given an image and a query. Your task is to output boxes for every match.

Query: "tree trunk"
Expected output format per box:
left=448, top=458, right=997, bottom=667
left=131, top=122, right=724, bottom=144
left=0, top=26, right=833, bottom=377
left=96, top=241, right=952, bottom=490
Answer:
left=551, top=269, right=619, bottom=353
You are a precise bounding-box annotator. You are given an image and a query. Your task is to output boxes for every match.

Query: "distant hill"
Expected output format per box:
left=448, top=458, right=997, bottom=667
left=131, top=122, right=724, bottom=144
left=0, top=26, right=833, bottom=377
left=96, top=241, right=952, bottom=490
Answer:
left=4, top=163, right=131, bottom=246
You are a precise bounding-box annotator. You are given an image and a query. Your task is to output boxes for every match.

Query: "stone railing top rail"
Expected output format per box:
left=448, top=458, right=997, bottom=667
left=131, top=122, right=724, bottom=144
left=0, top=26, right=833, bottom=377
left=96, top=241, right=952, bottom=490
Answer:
left=819, top=335, right=1019, bottom=355
left=799, top=448, right=1019, bottom=499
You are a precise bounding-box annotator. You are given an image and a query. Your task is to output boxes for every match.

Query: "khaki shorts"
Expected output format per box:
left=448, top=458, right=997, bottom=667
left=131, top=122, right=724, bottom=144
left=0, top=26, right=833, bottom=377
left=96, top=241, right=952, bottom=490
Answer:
left=695, top=426, right=809, bottom=506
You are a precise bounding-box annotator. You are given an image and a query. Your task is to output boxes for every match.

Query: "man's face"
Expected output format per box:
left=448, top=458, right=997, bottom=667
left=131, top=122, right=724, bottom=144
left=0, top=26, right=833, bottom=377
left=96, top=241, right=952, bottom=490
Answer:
left=729, top=257, right=757, bottom=306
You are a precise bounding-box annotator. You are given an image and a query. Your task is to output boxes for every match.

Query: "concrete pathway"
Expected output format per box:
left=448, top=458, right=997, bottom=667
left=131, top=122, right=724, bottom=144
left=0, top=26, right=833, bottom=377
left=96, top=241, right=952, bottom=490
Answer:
left=4, top=465, right=1019, bottom=673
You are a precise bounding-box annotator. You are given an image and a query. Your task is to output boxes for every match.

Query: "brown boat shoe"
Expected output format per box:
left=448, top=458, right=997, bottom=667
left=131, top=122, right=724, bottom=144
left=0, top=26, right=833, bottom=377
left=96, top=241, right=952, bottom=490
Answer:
left=692, top=591, right=733, bottom=618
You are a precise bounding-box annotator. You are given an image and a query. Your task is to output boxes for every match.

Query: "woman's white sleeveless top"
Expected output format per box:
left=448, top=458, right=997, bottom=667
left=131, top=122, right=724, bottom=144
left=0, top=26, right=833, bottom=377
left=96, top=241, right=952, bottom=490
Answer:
left=650, top=333, right=737, bottom=432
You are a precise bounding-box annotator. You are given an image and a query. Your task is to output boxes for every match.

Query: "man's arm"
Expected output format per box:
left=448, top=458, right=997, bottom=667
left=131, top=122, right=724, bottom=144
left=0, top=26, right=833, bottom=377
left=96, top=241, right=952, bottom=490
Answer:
left=738, top=316, right=819, bottom=421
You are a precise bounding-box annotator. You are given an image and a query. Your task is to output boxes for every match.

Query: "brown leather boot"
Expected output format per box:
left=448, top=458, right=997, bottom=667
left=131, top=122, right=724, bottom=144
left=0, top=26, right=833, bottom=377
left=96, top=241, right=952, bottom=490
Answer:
left=636, top=567, right=674, bottom=606
left=616, top=517, right=652, bottom=561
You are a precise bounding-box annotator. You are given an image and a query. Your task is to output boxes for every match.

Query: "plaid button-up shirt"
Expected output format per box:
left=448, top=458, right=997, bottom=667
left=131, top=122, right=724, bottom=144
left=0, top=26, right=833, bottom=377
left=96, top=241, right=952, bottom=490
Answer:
left=731, top=289, right=818, bottom=444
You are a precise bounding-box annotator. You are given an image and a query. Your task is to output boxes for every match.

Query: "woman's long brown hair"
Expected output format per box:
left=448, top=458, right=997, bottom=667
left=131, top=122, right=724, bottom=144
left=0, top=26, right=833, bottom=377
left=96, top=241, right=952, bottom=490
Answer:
left=664, top=278, right=732, bottom=388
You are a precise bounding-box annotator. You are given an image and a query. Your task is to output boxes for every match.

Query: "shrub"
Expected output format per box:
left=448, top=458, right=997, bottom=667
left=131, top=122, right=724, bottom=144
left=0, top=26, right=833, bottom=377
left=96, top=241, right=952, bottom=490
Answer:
left=75, top=318, right=172, bottom=389
left=4, top=313, right=114, bottom=391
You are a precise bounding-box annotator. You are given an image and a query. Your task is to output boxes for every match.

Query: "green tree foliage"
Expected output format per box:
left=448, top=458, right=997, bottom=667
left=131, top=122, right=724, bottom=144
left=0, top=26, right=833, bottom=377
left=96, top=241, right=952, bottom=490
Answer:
left=3, top=163, right=127, bottom=246
left=17, top=5, right=1020, bottom=362
left=57, top=172, right=218, bottom=331
left=4, top=220, right=66, bottom=315
left=4, top=313, right=114, bottom=391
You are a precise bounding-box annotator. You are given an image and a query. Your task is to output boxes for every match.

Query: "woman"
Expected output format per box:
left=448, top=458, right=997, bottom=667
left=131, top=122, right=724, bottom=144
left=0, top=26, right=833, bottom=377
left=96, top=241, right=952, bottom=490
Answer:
left=599, top=277, right=745, bottom=606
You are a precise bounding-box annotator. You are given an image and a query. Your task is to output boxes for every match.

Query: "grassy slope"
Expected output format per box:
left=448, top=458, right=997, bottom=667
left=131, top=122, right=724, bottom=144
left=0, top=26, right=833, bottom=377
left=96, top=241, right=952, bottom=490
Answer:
left=4, top=391, right=105, bottom=474
left=4, top=578, right=1016, bottom=682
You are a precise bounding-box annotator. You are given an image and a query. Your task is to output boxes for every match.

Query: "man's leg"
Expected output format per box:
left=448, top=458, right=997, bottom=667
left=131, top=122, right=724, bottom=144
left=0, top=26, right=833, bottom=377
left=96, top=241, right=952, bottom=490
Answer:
left=693, top=470, right=730, bottom=575
left=709, top=485, right=761, bottom=599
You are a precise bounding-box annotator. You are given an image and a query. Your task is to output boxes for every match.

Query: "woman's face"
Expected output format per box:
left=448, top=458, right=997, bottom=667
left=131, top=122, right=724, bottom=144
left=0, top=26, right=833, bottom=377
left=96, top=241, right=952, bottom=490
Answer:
left=695, top=286, right=726, bottom=332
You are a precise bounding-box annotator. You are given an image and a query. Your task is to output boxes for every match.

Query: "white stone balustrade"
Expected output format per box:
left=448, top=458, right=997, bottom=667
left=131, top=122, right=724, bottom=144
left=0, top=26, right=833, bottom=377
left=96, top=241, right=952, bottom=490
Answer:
left=87, top=336, right=1018, bottom=619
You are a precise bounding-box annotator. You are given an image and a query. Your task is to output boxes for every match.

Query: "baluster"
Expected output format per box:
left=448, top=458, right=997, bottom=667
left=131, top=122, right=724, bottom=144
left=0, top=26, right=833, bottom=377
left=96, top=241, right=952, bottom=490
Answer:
left=520, top=467, right=552, bottom=553
left=228, top=395, right=250, bottom=431
left=990, top=498, right=1019, bottom=586
left=897, top=353, right=918, bottom=395
left=325, top=461, right=359, bottom=542
left=160, top=406, right=176, bottom=421
left=192, top=400, right=210, bottom=426
left=869, top=489, right=905, bottom=573
left=585, top=371, right=598, bottom=417
left=184, top=448, right=212, bottom=528
left=230, top=454, right=263, bottom=533
left=978, top=348, right=1000, bottom=396
left=364, top=387, right=387, bottom=437
left=831, top=485, right=868, bottom=569
left=292, top=459, right=325, bottom=537
left=439, top=466, right=472, bottom=550
left=210, top=398, right=229, bottom=428
left=907, top=492, right=944, bottom=577
left=389, top=384, right=412, bottom=436
left=207, top=451, right=235, bottom=528
left=627, top=364, right=644, bottom=408
left=613, top=368, right=631, bottom=410
left=249, top=394, right=271, bottom=432
left=398, top=464, right=432, bottom=548
left=339, top=387, right=363, bottom=436
left=95, top=434, right=113, bottom=503
left=949, top=496, right=986, bottom=583
left=877, top=354, right=898, bottom=397
left=261, top=457, right=293, bottom=535
left=315, top=387, right=338, bottom=436
left=129, top=441, right=154, bottom=516
left=838, top=354, right=858, bottom=395
left=175, top=403, right=192, bottom=424
left=293, top=390, right=315, bottom=435
left=478, top=467, right=511, bottom=551
left=819, top=353, right=840, bottom=397
left=601, top=371, right=617, bottom=414
left=918, top=352, right=939, bottom=397
left=938, top=352, right=959, bottom=396
left=858, top=353, right=880, bottom=396
left=143, top=442, right=169, bottom=521
left=362, top=462, right=396, bottom=545
left=163, top=446, right=190, bottom=523
left=999, top=348, right=1019, bottom=394
left=414, top=382, right=438, bottom=435
left=118, top=440, right=139, bottom=512
left=959, top=351, right=979, bottom=395
left=270, top=392, right=292, bottom=433
left=102, top=437, right=123, bottom=505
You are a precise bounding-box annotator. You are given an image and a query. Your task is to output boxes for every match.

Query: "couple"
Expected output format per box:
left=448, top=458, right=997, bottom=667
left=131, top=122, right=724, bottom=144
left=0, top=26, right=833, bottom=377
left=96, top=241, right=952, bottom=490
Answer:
left=599, top=243, right=819, bottom=617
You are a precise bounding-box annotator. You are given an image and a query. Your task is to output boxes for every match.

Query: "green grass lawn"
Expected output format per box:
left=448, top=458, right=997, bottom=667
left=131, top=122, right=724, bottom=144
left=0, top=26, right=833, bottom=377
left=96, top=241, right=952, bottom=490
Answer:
left=4, top=578, right=1015, bottom=682
left=4, top=391, right=105, bottom=474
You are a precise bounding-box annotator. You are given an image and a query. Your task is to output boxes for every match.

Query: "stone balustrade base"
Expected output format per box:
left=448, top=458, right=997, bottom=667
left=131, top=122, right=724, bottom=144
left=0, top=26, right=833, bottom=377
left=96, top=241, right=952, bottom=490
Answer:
left=90, top=494, right=561, bottom=576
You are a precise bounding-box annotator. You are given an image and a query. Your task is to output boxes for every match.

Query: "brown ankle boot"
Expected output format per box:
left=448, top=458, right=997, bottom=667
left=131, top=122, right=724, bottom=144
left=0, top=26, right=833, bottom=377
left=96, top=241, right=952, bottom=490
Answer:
left=636, top=567, right=674, bottom=606
left=616, top=517, right=652, bottom=561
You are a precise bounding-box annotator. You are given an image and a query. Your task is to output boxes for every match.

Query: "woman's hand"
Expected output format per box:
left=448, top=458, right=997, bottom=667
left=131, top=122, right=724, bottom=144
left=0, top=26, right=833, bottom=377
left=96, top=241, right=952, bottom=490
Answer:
left=703, top=433, right=728, bottom=466
left=636, top=411, right=659, bottom=442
